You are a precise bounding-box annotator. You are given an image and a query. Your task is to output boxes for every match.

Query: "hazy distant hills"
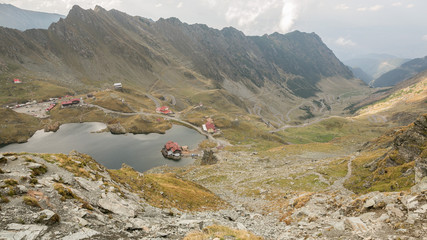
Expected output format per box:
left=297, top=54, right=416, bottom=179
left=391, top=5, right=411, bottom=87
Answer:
left=372, top=56, right=427, bottom=87
left=0, top=4, right=64, bottom=31
left=348, top=68, right=427, bottom=114
left=344, top=54, right=408, bottom=84
left=349, top=67, right=373, bottom=85
left=0, top=5, right=366, bottom=118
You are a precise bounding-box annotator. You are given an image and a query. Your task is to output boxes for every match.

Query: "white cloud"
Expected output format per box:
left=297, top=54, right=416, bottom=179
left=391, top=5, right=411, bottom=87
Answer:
left=392, top=2, right=402, bottom=7
left=225, top=0, right=278, bottom=27
left=177, top=2, right=183, bottom=8
left=279, top=0, right=299, bottom=33
left=335, top=37, right=356, bottom=46
left=369, top=5, right=384, bottom=11
left=407, top=4, right=415, bottom=8
left=205, top=0, right=217, bottom=8
left=357, top=4, right=384, bottom=12
left=335, top=4, right=349, bottom=10
left=155, top=3, right=162, bottom=8
left=422, top=35, right=427, bottom=41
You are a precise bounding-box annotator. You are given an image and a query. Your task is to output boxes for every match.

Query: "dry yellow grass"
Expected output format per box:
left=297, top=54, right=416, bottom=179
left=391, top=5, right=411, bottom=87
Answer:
left=109, top=165, right=228, bottom=211
left=184, top=225, right=263, bottom=240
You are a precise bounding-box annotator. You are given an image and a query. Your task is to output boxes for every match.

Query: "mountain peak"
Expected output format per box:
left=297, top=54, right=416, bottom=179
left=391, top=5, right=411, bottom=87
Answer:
left=94, top=5, right=107, bottom=13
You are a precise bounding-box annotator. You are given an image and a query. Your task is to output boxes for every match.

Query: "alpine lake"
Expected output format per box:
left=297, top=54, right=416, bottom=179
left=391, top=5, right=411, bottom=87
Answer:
left=0, top=122, right=206, bottom=172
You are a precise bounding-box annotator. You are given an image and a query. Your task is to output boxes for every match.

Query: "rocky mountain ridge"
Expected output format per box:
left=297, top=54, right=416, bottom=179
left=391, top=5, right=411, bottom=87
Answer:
left=0, top=4, right=364, bottom=119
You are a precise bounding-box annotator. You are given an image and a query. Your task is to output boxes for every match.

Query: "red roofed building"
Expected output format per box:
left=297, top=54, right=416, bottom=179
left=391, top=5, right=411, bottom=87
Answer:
left=61, top=100, right=73, bottom=107
left=13, top=78, right=22, bottom=83
left=161, top=141, right=182, bottom=160
left=205, top=122, right=216, bottom=133
left=156, top=106, right=172, bottom=115
left=46, top=103, right=56, bottom=112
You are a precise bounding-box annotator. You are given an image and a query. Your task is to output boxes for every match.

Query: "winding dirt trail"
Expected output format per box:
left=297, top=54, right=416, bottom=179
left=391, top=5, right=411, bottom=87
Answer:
left=329, top=153, right=357, bottom=195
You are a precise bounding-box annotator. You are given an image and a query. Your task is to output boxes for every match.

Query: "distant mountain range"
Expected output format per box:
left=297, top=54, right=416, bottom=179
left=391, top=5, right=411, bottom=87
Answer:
left=344, top=54, right=408, bottom=85
left=372, top=56, right=427, bottom=87
left=0, top=4, right=64, bottom=31
left=0, top=5, right=366, bottom=120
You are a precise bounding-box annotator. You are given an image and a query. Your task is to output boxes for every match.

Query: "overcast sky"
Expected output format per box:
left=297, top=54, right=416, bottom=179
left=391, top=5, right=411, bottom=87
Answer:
left=3, top=0, right=427, bottom=60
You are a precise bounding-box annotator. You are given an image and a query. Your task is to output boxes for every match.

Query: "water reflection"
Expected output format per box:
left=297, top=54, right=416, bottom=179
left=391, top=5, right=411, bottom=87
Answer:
left=0, top=123, right=206, bottom=172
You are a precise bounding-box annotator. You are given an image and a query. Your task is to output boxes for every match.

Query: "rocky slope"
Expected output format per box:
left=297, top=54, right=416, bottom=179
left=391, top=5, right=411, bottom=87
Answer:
left=1, top=136, right=426, bottom=239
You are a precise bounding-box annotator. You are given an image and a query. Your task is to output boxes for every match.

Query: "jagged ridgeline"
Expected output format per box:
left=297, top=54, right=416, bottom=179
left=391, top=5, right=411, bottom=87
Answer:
left=0, top=5, right=357, bottom=103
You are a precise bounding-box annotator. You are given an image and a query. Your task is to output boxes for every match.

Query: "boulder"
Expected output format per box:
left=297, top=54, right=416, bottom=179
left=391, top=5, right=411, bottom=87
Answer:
left=16, top=185, right=28, bottom=194
left=61, top=227, right=99, bottom=240
left=0, top=223, right=48, bottom=240
left=34, top=209, right=60, bottom=225
left=332, top=220, right=345, bottom=231
left=411, top=177, right=427, bottom=193
left=97, top=192, right=138, bottom=217
left=385, top=204, right=404, bottom=218
left=345, top=217, right=368, bottom=233
left=415, top=204, right=427, bottom=214
left=74, top=177, right=103, bottom=193
left=107, top=123, right=126, bottom=134
left=6, top=156, right=17, bottom=161
left=44, top=121, right=60, bottom=132
left=363, top=199, right=376, bottom=209
left=126, top=218, right=150, bottom=232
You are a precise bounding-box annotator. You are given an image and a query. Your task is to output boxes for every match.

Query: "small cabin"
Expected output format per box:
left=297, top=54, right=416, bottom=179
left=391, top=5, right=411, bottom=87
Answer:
left=114, top=83, right=122, bottom=89
left=13, top=78, right=22, bottom=84
left=202, top=117, right=216, bottom=133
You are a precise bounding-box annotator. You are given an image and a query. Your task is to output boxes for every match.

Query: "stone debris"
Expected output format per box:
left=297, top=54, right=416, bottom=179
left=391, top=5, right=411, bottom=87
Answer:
left=345, top=217, right=368, bottom=233
left=61, top=227, right=99, bottom=240
left=0, top=224, right=48, bottom=240
left=0, top=152, right=426, bottom=239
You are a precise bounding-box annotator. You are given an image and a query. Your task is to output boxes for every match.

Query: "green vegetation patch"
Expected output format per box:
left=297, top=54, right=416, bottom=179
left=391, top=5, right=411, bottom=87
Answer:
left=40, top=153, right=103, bottom=180
left=22, top=196, right=41, bottom=208
left=184, top=224, right=263, bottom=240
left=116, top=114, right=173, bottom=134
left=29, top=164, right=48, bottom=178
left=222, top=120, right=286, bottom=151
left=344, top=149, right=415, bottom=194
left=0, top=75, right=72, bottom=105
left=0, top=108, right=41, bottom=145
left=317, top=158, right=348, bottom=183
left=278, top=117, right=387, bottom=145
left=109, top=165, right=227, bottom=211
left=266, top=174, right=329, bottom=192
left=90, top=91, right=134, bottom=113
left=54, top=183, right=78, bottom=201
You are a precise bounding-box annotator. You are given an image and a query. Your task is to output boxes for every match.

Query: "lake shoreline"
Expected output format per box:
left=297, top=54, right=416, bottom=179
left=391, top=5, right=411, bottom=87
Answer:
left=0, top=122, right=206, bottom=172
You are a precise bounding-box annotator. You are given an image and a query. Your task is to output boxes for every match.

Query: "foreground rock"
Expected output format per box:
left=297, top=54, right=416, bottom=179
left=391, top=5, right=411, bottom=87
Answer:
left=0, top=151, right=426, bottom=239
